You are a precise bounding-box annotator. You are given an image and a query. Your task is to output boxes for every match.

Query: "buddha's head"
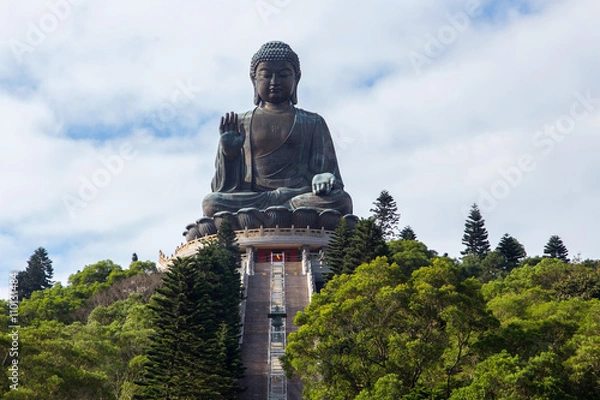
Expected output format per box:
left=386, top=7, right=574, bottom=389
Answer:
left=250, top=41, right=301, bottom=105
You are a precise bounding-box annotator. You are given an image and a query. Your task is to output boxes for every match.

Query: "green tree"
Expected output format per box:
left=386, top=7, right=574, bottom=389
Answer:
left=285, top=257, right=496, bottom=399
left=0, top=294, right=156, bottom=400
left=459, top=253, right=484, bottom=281
left=551, top=265, right=600, bottom=300
left=476, top=259, right=600, bottom=399
left=135, top=240, right=243, bottom=399
left=17, top=247, right=54, bottom=300
left=213, top=218, right=244, bottom=381
left=544, top=235, right=569, bottom=262
left=86, top=295, right=155, bottom=399
left=2, top=320, right=114, bottom=399
left=482, top=251, right=507, bottom=280
left=564, top=317, right=600, bottom=397
left=69, top=260, right=124, bottom=288
left=460, top=250, right=507, bottom=282
left=18, top=283, right=88, bottom=325
left=0, top=258, right=165, bottom=399
left=450, top=351, right=523, bottom=400
left=128, top=260, right=158, bottom=276
left=370, top=190, right=400, bottom=240
left=461, top=204, right=491, bottom=258
left=399, top=225, right=417, bottom=240
left=341, top=217, right=388, bottom=275
left=388, top=238, right=436, bottom=276
left=324, top=218, right=353, bottom=278
left=581, top=258, right=600, bottom=270
left=496, top=233, right=526, bottom=271
left=216, top=217, right=241, bottom=267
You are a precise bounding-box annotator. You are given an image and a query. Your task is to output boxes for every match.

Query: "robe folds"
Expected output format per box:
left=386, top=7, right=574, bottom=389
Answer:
left=202, top=107, right=353, bottom=217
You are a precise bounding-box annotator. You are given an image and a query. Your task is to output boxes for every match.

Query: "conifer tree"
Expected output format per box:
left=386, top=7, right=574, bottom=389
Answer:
left=341, top=218, right=388, bottom=275
left=212, top=219, right=244, bottom=379
left=17, top=247, right=54, bottom=299
left=461, top=204, right=491, bottom=258
left=496, top=233, right=526, bottom=271
left=216, top=218, right=241, bottom=267
left=370, top=190, right=400, bottom=240
left=400, top=225, right=417, bottom=240
left=324, top=218, right=353, bottom=280
left=135, top=236, right=243, bottom=399
left=544, top=235, right=569, bottom=262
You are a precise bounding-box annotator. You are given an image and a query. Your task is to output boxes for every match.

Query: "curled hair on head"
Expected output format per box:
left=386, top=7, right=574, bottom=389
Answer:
left=250, top=41, right=301, bottom=105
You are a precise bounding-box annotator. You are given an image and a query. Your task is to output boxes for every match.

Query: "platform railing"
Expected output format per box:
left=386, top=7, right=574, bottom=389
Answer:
left=268, top=252, right=287, bottom=400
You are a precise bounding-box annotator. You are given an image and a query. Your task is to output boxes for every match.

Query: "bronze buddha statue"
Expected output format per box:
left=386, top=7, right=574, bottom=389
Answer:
left=202, top=41, right=353, bottom=218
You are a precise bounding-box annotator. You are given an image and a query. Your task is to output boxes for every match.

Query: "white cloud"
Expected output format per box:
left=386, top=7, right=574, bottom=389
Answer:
left=1, top=0, right=599, bottom=296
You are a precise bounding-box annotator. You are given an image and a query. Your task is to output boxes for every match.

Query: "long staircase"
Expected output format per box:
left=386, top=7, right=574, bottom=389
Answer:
left=238, top=253, right=309, bottom=399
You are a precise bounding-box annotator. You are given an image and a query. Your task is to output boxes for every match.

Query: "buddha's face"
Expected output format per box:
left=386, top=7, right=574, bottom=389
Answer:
left=254, top=61, right=296, bottom=105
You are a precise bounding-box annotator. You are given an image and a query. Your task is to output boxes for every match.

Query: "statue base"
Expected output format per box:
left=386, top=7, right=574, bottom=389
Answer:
left=181, top=206, right=358, bottom=242
left=160, top=225, right=332, bottom=280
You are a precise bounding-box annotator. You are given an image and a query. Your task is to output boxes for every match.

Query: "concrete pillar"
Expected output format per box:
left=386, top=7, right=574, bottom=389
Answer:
left=246, top=246, right=255, bottom=276
left=301, top=245, right=310, bottom=275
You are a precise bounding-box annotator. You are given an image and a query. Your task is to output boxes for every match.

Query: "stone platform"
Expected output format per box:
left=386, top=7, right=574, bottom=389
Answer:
left=181, top=206, right=358, bottom=242
left=159, top=225, right=332, bottom=272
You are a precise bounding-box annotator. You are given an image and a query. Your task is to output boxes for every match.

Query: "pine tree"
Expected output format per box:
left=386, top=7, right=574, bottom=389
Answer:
left=17, top=247, right=54, bottom=299
left=461, top=204, right=491, bottom=258
left=544, top=235, right=569, bottom=262
left=370, top=190, right=400, bottom=240
left=135, top=239, right=243, bottom=399
left=213, top=218, right=244, bottom=380
left=341, top=218, right=388, bottom=275
left=496, top=234, right=526, bottom=271
left=400, top=225, right=417, bottom=240
left=324, top=218, right=353, bottom=280
left=216, top=218, right=241, bottom=267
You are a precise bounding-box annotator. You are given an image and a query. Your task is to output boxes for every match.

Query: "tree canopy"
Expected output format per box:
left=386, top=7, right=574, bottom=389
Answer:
left=1, top=258, right=159, bottom=399
left=370, top=190, right=400, bottom=240
left=325, top=217, right=388, bottom=280
left=3, top=198, right=597, bottom=399
left=496, top=233, right=527, bottom=270
left=286, top=243, right=600, bottom=399
left=399, top=225, right=417, bottom=240
left=461, top=203, right=491, bottom=258
left=544, top=234, right=569, bottom=262
left=285, top=257, right=496, bottom=399
left=17, top=247, right=54, bottom=300
left=135, top=222, right=243, bottom=399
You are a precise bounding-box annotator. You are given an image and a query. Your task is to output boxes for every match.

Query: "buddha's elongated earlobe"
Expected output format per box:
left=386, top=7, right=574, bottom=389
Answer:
left=253, top=81, right=261, bottom=105
left=291, top=80, right=299, bottom=105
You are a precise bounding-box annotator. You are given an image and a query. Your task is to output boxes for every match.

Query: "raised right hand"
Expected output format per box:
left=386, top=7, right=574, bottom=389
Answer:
left=219, top=112, right=243, bottom=158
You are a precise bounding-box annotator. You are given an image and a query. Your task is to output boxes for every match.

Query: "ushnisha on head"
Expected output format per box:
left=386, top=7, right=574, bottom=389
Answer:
left=250, top=41, right=301, bottom=105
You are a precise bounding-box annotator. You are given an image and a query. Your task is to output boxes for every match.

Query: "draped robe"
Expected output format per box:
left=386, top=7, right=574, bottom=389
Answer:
left=202, top=107, right=353, bottom=217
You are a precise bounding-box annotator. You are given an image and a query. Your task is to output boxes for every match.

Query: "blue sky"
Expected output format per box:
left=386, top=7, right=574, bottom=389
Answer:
left=1, top=0, right=599, bottom=297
